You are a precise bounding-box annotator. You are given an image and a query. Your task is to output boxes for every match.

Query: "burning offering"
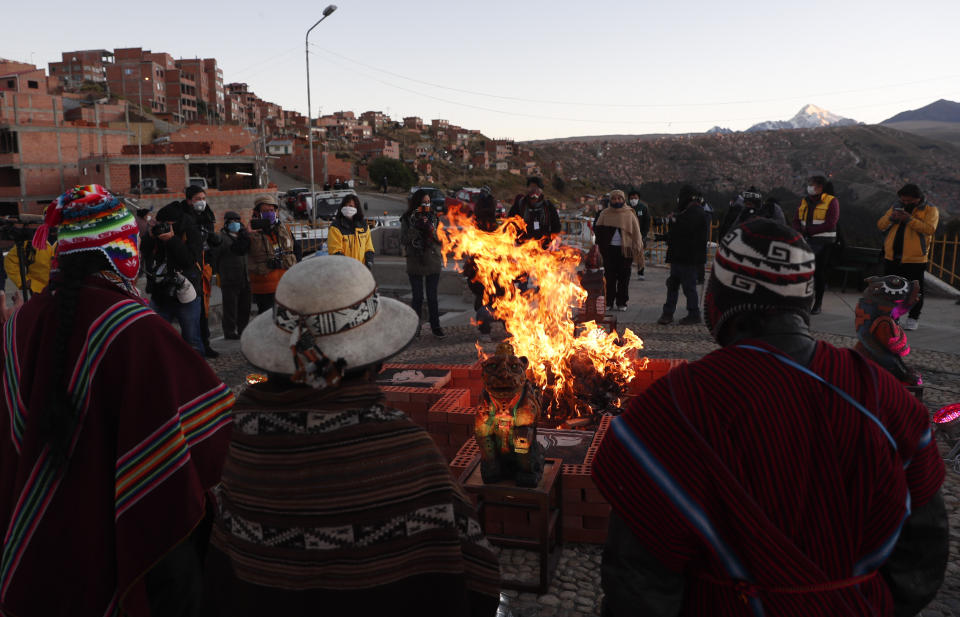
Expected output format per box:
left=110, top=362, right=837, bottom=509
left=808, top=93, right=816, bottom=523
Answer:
left=440, top=207, right=646, bottom=425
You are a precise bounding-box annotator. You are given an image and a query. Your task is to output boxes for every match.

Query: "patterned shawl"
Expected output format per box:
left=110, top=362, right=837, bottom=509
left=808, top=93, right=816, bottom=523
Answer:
left=206, top=380, right=500, bottom=616
left=0, top=277, right=234, bottom=617
left=593, top=340, right=943, bottom=616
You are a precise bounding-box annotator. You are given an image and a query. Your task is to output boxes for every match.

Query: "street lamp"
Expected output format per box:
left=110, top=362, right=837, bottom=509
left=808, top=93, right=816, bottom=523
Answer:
left=305, top=4, right=338, bottom=225
left=138, top=75, right=150, bottom=193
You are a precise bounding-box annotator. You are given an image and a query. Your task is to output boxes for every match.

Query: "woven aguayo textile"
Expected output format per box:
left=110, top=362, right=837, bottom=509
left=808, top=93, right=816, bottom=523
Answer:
left=0, top=277, right=234, bottom=617
left=206, top=381, right=501, bottom=617
left=593, top=340, right=944, bottom=617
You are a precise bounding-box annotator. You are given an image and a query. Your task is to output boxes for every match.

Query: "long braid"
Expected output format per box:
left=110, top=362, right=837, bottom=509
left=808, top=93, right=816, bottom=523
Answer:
left=40, top=252, right=111, bottom=467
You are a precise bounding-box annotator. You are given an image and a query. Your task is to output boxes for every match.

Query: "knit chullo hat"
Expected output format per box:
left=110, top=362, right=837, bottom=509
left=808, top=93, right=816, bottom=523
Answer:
left=33, top=184, right=140, bottom=281
left=704, top=218, right=815, bottom=341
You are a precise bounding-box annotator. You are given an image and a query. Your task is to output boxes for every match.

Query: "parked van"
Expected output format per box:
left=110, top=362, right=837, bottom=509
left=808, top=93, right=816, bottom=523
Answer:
left=188, top=176, right=209, bottom=190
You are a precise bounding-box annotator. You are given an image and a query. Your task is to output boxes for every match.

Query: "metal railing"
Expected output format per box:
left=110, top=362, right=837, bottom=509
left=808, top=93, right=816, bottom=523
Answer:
left=929, top=233, right=960, bottom=290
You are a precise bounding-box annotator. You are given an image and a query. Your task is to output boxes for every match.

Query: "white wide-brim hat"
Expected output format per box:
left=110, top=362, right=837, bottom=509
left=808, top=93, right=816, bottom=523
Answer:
left=241, top=255, right=418, bottom=374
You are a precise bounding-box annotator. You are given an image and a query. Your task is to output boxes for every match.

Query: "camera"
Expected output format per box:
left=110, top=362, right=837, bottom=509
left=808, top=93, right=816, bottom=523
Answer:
left=151, top=221, right=172, bottom=236
left=250, top=218, right=274, bottom=231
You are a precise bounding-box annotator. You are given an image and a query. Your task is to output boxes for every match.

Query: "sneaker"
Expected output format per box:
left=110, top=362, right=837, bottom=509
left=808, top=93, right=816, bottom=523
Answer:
left=637, top=274, right=645, bottom=281
left=204, top=346, right=220, bottom=359
left=617, top=305, right=628, bottom=312
left=606, top=305, right=614, bottom=313
left=432, top=327, right=446, bottom=338
left=810, top=304, right=822, bottom=315
left=657, top=313, right=673, bottom=325
left=678, top=314, right=702, bottom=326
left=902, top=317, right=919, bottom=331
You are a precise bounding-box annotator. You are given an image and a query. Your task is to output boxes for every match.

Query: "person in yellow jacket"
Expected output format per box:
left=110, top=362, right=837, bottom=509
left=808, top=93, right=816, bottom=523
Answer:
left=791, top=175, right=839, bottom=315
left=326, top=194, right=374, bottom=268
left=4, top=240, right=56, bottom=295
left=877, top=183, right=939, bottom=330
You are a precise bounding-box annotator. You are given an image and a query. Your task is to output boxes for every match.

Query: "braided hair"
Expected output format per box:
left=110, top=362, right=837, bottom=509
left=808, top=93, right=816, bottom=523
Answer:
left=41, top=251, right=113, bottom=467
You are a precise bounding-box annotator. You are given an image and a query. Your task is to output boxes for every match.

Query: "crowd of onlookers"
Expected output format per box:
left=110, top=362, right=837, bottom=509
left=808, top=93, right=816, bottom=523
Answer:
left=0, top=178, right=949, bottom=617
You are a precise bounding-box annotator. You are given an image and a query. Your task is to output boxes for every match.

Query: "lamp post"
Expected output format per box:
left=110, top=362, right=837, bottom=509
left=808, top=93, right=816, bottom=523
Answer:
left=305, top=4, right=338, bottom=225
left=137, top=75, right=150, bottom=193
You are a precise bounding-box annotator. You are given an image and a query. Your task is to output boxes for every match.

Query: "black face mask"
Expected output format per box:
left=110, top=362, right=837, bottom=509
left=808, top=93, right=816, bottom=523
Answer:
left=611, top=202, right=625, bottom=208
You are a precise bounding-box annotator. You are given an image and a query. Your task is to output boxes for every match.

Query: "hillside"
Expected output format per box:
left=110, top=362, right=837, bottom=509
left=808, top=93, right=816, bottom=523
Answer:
left=531, top=124, right=960, bottom=245
left=883, top=99, right=960, bottom=123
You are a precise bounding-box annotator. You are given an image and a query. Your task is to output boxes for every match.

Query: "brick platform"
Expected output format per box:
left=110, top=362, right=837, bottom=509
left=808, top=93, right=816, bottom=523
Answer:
left=379, top=357, right=686, bottom=542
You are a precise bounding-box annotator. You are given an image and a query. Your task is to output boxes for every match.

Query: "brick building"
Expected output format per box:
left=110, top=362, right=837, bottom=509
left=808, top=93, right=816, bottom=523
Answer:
left=360, top=110, right=388, bottom=131
left=48, top=50, right=113, bottom=92
left=176, top=58, right=225, bottom=122
left=403, top=116, right=423, bottom=130
left=357, top=138, right=400, bottom=160
left=271, top=139, right=352, bottom=186
left=107, top=48, right=167, bottom=114
left=0, top=62, right=132, bottom=213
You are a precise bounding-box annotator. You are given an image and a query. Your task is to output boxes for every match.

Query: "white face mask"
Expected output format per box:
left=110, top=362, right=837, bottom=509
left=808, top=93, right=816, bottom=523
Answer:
left=193, top=199, right=207, bottom=212
left=629, top=199, right=639, bottom=207
left=341, top=206, right=358, bottom=218
left=806, top=186, right=817, bottom=196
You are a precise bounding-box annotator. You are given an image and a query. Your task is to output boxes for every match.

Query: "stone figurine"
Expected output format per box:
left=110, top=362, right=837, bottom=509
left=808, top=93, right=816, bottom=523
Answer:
left=476, top=341, right=545, bottom=487
left=854, top=275, right=922, bottom=386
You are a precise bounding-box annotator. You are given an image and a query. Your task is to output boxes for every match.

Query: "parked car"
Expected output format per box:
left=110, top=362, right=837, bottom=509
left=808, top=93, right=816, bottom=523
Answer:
left=445, top=187, right=507, bottom=217
left=132, top=178, right=167, bottom=195
left=283, top=187, right=310, bottom=213
left=297, top=189, right=360, bottom=220
left=409, top=186, right=447, bottom=214
left=188, top=176, right=209, bottom=191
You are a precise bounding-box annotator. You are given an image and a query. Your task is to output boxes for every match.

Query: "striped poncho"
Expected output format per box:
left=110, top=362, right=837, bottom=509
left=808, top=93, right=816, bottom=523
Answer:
left=0, top=277, right=235, bottom=617
left=593, top=340, right=944, bottom=616
left=206, top=380, right=501, bottom=617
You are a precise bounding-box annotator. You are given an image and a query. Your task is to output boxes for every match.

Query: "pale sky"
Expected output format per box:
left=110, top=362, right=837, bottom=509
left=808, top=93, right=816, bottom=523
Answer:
left=5, top=0, right=960, bottom=141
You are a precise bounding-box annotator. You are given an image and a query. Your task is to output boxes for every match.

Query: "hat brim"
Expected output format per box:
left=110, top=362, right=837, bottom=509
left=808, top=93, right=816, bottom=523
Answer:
left=240, top=296, right=419, bottom=374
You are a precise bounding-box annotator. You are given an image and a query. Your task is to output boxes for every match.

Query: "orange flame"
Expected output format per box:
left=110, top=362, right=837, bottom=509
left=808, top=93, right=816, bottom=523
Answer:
left=439, top=206, right=646, bottom=418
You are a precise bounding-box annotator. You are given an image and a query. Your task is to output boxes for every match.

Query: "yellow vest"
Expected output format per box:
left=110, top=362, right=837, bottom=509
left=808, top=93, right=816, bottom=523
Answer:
left=797, top=193, right=837, bottom=238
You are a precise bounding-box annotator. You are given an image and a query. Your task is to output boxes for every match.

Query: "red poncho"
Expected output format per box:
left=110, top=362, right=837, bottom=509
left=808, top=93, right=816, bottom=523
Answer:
left=593, top=340, right=944, bottom=616
left=0, top=277, right=235, bottom=616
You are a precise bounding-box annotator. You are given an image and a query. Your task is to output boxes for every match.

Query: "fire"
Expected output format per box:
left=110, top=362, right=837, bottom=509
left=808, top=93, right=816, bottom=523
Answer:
left=439, top=207, right=646, bottom=422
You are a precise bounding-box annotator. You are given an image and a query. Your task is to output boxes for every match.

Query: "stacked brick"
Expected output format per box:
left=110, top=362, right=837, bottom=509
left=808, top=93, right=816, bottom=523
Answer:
left=379, top=357, right=687, bottom=543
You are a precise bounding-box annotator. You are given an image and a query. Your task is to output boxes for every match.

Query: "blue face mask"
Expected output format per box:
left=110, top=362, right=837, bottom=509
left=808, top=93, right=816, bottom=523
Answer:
left=226, top=221, right=242, bottom=232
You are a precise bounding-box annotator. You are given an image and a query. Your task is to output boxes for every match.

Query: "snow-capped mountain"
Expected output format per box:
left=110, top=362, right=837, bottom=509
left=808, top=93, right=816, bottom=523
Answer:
left=746, top=104, right=858, bottom=133
left=707, top=126, right=733, bottom=134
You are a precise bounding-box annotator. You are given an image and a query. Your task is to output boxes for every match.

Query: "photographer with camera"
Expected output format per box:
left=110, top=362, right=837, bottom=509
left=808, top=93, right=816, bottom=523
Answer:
left=212, top=210, right=251, bottom=340
left=141, top=205, right=205, bottom=356
left=247, top=194, right=296, bottom=314
left=877, top=183, right=940, bottom=330
left=507, top=176, right=561, bottom=249
left=401, top=189, right=445, bottom=338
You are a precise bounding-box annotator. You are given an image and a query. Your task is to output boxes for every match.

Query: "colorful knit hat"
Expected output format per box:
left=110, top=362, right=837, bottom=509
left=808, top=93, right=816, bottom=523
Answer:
left=33, top=184, right=140, bottom=281
left=704, top=218, right=815, bottom=341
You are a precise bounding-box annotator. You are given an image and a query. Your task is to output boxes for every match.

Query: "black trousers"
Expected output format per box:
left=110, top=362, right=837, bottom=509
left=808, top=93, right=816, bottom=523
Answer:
left=253, top=293, right=275, bottom=315
left=409, top=272, right=441, bottom=329
left=884, top=260, right=927, bottom=319
left=221, top=283, right=251, bottom=337
left=808, top=238, right=832, bottom=308
left=603, top=250, right=633, bottom=308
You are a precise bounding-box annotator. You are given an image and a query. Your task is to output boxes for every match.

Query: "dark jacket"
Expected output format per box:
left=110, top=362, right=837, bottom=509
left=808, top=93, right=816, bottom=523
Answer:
left=507, top=197, right=561, bottom=247
left=213, top=227, right=251, bottom=288
left=400, top=210, right=443, bottom=276
left=632, top=200, right=651, bottom=238
left=665, top=202, right=710, bottom=265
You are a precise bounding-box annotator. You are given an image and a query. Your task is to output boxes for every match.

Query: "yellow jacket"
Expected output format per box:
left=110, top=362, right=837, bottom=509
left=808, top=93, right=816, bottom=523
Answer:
left=795, top=193, right=838, bottom=238
left=877, top=202, right=939, bottom=264
left=4, top=242, right=55, bottom=294
left=327, top=220, right=375, bottom=265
